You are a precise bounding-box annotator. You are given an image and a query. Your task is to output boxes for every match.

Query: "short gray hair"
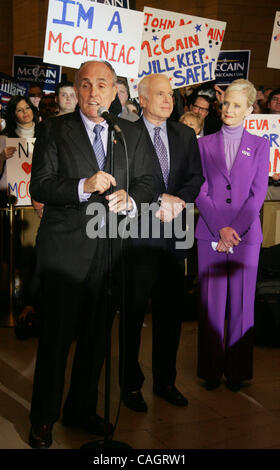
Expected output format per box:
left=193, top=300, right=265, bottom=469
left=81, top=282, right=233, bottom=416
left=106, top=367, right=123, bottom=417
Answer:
left=138, top=74, right=169, bottom=98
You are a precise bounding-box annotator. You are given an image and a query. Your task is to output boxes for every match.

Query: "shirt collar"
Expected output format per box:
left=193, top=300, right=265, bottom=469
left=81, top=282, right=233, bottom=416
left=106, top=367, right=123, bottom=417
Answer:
left=79, top=109, right=108, bottom=133
left=143, top=115, right=167, bottom=135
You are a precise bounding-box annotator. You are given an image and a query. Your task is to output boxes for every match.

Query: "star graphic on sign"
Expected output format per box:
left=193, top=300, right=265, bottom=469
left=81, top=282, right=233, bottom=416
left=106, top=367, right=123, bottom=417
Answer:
left=205, top=56, right=209, bottom=60
left=171, top=57, right=175, bottom=62
left=195, top=24, right=202, bottom=32
left=169, top=77, right=173, bottom=81
left=152, top=35, right=159, bottom=41
left=130, top=79, right=134, bottom=83
left=133, top=85, right=137, bottom=89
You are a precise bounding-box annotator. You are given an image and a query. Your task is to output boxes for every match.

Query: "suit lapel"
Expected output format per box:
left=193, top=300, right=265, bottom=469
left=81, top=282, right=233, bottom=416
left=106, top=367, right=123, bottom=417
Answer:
left=208, top=131, right=230, bottom=182
left=65, top=112, right=100, bottom=172
left=230, top=129, right=253, bottom=177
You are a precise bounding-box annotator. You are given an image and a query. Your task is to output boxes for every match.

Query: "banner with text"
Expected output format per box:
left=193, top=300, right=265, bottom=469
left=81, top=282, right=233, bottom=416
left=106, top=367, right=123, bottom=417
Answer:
left=215, top=50, right=250, bottom=85
left=244, top=115, right=280, bottom=175
left=0, top=73, right=28, bottom=113
left=267, top=11, right=280, bottom=70
left=129, top=23, right=214, bottom=97
left=0, top=138, right=35, bottom=206
left=43, top=0, right=144, bottom=78
left=128, top=7, right=226, bottom=97
left=13, top=55, right=61, bottom=94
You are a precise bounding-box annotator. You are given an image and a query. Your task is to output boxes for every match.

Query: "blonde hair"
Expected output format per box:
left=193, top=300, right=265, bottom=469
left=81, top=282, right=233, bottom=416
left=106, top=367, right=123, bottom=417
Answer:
left=179, top=111, right=204, bottom=129
left=225, top=79, right=256, bottom=107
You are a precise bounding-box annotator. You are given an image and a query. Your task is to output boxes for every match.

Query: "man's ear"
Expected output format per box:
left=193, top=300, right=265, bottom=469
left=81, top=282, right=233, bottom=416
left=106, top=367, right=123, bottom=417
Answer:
left=139, top=95, right=146, bottom=109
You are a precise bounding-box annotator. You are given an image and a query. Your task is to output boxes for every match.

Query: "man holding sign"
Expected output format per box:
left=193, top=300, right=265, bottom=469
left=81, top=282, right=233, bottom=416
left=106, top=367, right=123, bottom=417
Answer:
left=29, top=60, right=154, bottom=448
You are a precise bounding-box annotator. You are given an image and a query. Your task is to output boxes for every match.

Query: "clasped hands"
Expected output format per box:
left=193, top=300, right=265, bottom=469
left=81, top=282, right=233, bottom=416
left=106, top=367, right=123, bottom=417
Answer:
left=155, top=193, right=186, bottom=223
left=84, top=170, right=132, bottom=213
left=217, top=226, right=241, bottom=253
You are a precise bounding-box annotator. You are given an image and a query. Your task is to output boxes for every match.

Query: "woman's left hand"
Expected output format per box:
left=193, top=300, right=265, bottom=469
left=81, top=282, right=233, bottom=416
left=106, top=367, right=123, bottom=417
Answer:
left=219, top=226, right=241, bottom=249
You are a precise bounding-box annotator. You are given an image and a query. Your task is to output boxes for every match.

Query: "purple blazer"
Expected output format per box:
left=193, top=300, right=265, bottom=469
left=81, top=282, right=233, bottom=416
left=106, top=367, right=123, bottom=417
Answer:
left=195, top=128, right=270, bottom=245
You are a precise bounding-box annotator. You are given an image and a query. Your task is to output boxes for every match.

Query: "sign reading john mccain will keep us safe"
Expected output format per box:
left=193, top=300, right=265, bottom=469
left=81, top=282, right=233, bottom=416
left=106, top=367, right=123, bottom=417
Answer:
left=43, top=0, right=144, bottom=78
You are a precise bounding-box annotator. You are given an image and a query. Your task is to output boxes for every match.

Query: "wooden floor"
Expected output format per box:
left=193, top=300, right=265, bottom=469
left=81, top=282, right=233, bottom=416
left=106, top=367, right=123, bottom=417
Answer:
left=0, top=312, right=280, bottom=451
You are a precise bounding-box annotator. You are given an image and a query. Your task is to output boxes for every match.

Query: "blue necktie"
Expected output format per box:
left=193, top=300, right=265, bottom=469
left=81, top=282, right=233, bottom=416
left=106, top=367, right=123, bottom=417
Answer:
left=93, top=124, right=106, bottom=170
left=154, top=127, right=169, bottom=188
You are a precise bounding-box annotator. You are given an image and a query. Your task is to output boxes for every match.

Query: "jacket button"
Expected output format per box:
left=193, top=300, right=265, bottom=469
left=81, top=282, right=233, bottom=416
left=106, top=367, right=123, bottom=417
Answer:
left=226, top=184, right=231, bottom=190
left=226, top=198, right=231, bottom=204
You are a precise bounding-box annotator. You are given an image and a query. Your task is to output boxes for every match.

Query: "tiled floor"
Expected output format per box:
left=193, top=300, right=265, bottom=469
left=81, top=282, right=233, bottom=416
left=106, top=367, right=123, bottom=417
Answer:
left=0, top=313, right=280, bottom=450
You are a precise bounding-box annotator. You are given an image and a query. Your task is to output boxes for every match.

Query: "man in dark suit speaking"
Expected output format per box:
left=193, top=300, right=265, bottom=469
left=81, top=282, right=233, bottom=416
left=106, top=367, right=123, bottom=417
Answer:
left=120, top=74, right=204, bottom=412
left=28, top=60, right=154, bottom=448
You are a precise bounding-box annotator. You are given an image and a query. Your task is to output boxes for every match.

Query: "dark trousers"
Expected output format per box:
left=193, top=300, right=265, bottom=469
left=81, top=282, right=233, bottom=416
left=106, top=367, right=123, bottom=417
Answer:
left=119, top=245, right=185, bottom=392
left=30, top=239, right=111, bottom=426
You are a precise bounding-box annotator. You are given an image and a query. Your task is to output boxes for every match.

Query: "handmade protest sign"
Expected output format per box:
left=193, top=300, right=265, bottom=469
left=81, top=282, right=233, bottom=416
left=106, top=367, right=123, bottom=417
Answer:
left=0, top=138, right=35, bottom=206
left=267, top=11, right=280, bottom=70
left=244, top=115, right=280, bottom=175
left=129, top=22, right=214, bottom=98
left=142, top=7, right=226, bottom=69
left=43, top=0, right=144, bottom=77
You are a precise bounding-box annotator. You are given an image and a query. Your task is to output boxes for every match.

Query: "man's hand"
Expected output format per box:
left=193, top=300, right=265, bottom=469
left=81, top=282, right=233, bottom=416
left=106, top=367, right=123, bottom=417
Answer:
left=84, top=171, right=116, bottom=194
left=32, top=199, right=44, bottom=219
left=214, top=85, right=225, bottom=104
left=106, top=190, right=133, bottom=213
left=219, top=226, right=241, bottom=249
left=155, top=193, right=186, bottom=223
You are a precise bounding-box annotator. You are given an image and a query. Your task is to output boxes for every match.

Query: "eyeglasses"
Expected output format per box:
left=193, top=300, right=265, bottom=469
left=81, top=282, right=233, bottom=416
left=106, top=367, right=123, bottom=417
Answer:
left=192, top=104, right=209, bottom=113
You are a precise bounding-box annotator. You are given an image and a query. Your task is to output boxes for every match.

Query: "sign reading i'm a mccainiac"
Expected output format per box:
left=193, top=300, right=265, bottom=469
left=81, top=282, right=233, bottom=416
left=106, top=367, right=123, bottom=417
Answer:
left=43, top=0, right=144, bottom=78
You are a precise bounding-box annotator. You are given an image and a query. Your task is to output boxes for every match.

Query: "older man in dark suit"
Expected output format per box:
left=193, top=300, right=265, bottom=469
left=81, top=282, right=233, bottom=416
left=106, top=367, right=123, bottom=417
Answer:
left=28, top=60, right=154, bottom=448
left=120, top=74, right=204, bottom=412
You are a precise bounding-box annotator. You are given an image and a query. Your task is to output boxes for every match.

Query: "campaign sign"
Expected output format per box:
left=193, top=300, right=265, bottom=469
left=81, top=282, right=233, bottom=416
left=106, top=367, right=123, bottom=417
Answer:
left=129, top=23, right=214, bottom=98
left=43, top=0, right=144, bottom=78
left=13, top=55, right=61, bottom=94
left=89, top=0, right=129, bottom=7
left=215, top=50, right=251, bottom=85
left=267, top=11, right=280, bottom=70
left=244, top=115, right=280, bottom=175
left=143, top=7, right=226, bottom=69
left=0, top=138, right=35, bottom=206
left=0, top=73, right=28, bottom=113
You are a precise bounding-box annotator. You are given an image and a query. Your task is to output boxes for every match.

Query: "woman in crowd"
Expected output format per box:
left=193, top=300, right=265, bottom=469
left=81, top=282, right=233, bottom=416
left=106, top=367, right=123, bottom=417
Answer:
left=195, top=79, right=270, bottom=392
left=0, top=95, right=39, bottom=175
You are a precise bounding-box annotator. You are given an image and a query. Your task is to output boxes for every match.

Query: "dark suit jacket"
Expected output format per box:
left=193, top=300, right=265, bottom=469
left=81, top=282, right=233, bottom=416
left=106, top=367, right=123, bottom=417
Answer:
left=132, top=117, right=204, bottom=257
left=30, top=110, right=155, bottom=282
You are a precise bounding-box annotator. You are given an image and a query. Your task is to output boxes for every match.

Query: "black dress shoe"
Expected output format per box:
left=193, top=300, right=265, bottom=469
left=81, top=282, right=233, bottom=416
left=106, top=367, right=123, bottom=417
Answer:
left=204, top=379, right=220, bottom=391
left=153, top=385, right=188, bottom=407
left=123, top=390, right=148, bottom=412
left=225, top=379, right=241, bottom=392
left=63, top=413, right=113, bottom=436
left=29, top=424, right=53, bottom=449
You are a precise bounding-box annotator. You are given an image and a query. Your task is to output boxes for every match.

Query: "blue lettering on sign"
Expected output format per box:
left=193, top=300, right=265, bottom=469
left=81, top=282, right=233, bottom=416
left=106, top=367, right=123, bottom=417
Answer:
left=263, top=133, right=279, bottom=148
left=52, top=0, right=76, bottom=27
left=77, top=3, right=94, bottom=28
left=107, top=11, right=123, bottom=33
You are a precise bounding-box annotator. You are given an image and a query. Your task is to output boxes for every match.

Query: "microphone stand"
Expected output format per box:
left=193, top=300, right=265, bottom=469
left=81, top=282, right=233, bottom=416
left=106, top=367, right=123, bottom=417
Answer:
left=81, top=127, right=131, bottom=450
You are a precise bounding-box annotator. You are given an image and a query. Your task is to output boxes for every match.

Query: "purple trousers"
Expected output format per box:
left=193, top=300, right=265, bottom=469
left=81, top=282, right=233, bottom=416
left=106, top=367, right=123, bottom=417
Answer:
left=197, top=240, right=260, bottom=381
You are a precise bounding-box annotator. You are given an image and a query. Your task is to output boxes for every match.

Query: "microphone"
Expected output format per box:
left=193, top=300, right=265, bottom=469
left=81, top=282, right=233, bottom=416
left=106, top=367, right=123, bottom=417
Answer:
left=98, top=107, right=122, bottom=134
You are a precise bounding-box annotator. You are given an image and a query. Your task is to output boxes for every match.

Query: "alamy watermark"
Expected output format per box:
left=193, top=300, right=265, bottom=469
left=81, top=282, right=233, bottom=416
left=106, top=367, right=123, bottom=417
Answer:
left=86, top=202, right=195, bottom=250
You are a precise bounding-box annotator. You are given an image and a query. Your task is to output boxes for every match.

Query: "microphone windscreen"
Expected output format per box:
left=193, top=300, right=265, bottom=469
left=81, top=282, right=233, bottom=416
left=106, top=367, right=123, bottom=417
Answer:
left=97, top=106, right=109, bottom=117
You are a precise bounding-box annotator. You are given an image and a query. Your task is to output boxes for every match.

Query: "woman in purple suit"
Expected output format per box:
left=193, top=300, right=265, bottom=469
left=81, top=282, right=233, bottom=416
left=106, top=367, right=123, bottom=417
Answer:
left=195, top=79, right=270, bottom=392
